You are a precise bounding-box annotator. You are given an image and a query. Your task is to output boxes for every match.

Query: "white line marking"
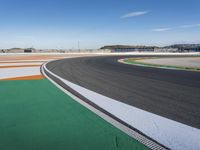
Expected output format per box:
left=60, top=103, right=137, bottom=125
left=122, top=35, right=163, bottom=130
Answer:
left=43, top=57, right=200, bottom=150
left=0, top=67, right=41, bottom=79
left=42, top=63, right=165, bottom=150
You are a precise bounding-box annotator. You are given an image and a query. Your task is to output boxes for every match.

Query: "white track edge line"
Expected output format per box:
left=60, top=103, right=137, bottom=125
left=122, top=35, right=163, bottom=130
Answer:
left=41, top=61, right=166, bottom=150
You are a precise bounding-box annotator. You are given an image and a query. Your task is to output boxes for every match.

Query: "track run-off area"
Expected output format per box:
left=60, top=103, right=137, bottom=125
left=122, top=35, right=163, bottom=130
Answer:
left=0, top=53, right=148, bottom=150
left=1, top=53, right=200, bottom=150
left=45, top=54, right=200, bottom=150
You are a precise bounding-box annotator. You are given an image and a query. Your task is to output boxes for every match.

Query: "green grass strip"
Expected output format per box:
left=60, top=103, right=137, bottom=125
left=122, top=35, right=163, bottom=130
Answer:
left=0, top=79, right=147, bottom=150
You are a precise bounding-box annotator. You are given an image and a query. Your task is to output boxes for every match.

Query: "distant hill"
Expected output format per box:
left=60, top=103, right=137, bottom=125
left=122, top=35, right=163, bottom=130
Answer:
left=0, top=48, right=36, bottom=53
left=8, top=48, right=24, bottom=50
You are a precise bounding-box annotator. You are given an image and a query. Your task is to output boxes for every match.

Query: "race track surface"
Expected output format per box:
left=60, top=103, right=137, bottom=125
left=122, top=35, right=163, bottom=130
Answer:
left=46, top=56, right=200, bottom=129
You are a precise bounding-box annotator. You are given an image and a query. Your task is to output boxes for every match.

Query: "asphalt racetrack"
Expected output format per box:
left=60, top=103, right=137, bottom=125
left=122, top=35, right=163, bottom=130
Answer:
left=46, top=55, right=200, bottom=129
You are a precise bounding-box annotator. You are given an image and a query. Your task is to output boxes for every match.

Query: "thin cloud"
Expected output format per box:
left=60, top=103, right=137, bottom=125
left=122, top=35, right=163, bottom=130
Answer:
left=121, top=11, right=149, bottom=19
left=152, top=28, right=172, bottom=32
left=152, top=23, right=200, bottom=32
left=180, top=24, right=200, bottom=28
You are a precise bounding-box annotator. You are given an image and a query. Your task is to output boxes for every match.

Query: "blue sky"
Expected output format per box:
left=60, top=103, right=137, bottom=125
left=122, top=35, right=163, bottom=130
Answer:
left=0, top=0, right=200, bottom=49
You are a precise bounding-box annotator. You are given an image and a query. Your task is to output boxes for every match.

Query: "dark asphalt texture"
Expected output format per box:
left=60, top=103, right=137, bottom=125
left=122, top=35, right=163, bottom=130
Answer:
left=46, top=55, right=200, bottom=129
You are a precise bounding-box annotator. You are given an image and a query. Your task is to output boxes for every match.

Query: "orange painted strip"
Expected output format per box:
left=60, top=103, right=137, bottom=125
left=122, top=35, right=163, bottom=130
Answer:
left=0, top=61, right=45, bottom=63
left=1, top=75, right=44, bottom=81
left=0, top=55, right=66, bottom=61
left=0, top=65, right=41, bottom=68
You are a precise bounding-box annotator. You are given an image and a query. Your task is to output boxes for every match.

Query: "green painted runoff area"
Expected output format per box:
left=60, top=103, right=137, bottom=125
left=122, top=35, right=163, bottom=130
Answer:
left=0, top=79, right=147, bottom=150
